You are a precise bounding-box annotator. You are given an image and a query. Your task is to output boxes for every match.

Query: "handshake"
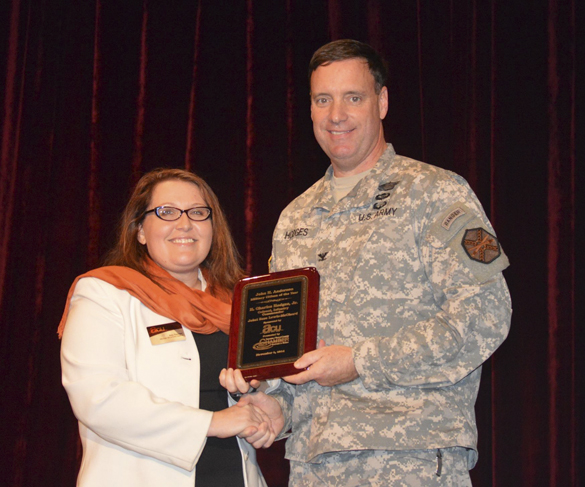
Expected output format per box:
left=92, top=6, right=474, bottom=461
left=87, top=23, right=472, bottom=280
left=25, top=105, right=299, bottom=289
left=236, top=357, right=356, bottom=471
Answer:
left=214, top=340, right=358, bottom=448
left=212, top=368, right=284, bottom=449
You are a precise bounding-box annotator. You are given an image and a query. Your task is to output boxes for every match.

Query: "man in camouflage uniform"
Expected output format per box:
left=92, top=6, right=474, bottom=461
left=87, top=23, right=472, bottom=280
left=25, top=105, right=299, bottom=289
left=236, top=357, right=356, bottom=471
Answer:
left=223, top=39, right=511, bottom=486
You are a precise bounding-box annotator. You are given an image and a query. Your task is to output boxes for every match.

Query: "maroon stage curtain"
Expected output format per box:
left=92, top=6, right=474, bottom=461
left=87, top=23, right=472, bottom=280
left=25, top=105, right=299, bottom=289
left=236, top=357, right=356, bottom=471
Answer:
left=0, top=1, right=582, bottom=486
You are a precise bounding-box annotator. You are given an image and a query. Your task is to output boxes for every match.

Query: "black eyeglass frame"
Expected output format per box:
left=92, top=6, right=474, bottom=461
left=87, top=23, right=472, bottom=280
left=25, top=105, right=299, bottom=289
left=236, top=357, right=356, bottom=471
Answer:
left=142, top=206, right=212, bottom=222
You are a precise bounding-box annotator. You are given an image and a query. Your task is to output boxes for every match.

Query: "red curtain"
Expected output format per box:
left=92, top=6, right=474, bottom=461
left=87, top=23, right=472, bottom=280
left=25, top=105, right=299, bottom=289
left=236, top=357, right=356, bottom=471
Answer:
left=0, top=1, right=581, bottom=486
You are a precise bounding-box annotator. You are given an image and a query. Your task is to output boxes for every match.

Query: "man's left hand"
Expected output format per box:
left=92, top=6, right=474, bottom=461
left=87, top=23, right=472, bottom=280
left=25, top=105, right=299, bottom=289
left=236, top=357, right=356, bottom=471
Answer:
left=283, top=340, right=359, bottom=387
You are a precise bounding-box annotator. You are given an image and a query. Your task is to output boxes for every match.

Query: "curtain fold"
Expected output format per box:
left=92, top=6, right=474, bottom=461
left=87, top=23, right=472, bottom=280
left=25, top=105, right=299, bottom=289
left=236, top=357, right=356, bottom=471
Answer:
left=0, top=1, right=580, bottom=485
left=545, top=0, right=577, bottom=484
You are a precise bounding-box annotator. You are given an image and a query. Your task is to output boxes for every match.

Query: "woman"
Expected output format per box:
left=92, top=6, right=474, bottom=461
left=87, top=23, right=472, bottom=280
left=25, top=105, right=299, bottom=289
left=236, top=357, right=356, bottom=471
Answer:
left=59, top=168, right=270, bottom=487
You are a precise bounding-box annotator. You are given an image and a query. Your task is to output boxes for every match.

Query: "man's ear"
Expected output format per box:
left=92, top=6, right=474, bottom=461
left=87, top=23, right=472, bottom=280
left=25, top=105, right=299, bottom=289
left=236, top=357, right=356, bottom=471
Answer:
left=137, top=224, right=146, bottom=245
left=378, top=86, right=388, bottom=120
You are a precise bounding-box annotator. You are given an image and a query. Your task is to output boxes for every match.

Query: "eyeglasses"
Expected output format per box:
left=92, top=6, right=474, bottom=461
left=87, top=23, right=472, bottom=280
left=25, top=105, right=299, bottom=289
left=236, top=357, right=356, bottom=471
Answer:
left=143, top=206, right=212, bottom=222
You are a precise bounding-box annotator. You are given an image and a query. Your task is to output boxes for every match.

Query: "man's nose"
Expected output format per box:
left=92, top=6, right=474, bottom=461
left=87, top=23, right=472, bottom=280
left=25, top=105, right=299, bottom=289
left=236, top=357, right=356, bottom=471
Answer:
left=329, top=100, right=347, bottom=123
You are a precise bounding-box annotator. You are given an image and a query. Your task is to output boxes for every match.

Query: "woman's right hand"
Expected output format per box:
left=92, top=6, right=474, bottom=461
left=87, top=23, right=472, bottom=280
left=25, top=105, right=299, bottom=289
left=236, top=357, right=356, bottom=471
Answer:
left=206, top=402, right=271, bottom=439
left=236, top=392, right=284, bottom=449
left=219, top=368, right=285, bottom=448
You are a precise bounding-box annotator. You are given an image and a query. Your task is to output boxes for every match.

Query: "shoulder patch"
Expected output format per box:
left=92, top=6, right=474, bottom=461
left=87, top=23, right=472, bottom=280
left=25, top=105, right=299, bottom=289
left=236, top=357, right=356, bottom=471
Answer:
left=442, top=207, right=466, bottom=230
left=462, top=228, right=501, bottom=264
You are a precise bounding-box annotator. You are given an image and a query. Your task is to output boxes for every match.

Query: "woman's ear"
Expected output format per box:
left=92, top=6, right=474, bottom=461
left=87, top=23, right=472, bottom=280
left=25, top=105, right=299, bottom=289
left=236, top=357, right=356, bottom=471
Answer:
left=137, top=224, right=146, bottom=245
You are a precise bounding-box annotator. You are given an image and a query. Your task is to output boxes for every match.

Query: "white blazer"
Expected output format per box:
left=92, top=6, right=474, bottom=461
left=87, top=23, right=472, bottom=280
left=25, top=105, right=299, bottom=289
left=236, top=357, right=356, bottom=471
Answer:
left=61, top=276, right=267, bottom=487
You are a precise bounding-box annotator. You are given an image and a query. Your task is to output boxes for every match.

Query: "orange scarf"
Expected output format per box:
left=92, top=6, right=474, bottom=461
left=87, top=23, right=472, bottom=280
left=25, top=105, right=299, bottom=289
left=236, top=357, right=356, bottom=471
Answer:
left=57, top=260, right=232, bottom=338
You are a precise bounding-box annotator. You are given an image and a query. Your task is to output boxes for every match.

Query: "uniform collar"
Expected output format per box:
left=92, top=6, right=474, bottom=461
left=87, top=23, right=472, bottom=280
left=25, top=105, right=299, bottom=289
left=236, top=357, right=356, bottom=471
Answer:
left=311, top=143, right=397, bottom=213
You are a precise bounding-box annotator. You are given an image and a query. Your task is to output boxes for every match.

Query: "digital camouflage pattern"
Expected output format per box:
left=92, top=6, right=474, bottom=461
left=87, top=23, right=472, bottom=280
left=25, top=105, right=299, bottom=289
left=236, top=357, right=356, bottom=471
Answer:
left=269, top=144, right=512, bottom=470
left=289, top=448, right=471, bottom=486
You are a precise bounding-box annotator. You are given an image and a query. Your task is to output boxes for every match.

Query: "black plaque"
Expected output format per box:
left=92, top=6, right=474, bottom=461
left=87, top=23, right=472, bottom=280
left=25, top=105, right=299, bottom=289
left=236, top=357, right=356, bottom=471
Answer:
left=228, top=267, right=319, bottom=381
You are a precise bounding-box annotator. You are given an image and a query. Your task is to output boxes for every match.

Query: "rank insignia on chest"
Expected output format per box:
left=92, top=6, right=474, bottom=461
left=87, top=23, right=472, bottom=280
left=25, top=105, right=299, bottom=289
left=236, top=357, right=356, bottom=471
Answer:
left=461, top=228, right=501, bottom=264
left=378, top=181, right=400, bottom=192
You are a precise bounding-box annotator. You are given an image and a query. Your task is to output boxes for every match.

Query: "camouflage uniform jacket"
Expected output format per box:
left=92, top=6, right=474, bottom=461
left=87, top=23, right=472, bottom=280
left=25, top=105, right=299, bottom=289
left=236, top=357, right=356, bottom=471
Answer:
left=269, top=144, right=512, bottom=467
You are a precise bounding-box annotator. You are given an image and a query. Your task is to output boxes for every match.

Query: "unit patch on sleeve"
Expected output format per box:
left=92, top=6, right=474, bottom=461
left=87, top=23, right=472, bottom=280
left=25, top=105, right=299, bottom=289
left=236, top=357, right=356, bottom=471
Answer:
left=461, top=228, right=501, bottom=264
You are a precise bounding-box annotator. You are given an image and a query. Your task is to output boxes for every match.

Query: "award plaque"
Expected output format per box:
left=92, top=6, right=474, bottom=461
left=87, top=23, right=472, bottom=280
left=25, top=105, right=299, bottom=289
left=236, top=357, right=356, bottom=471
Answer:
left=228, top=267, right=319, bottom=381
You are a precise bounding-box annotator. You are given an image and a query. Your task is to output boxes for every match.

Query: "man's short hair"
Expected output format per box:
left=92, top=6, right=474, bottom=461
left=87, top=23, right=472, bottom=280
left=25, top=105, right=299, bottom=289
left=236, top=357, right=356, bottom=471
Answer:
left=308, top=39, right=388, bottom=93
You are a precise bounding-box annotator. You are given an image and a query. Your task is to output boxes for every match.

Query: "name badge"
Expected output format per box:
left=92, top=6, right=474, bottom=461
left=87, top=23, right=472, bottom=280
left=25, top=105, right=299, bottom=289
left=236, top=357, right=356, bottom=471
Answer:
left=147, top=322, right=186, bottom=345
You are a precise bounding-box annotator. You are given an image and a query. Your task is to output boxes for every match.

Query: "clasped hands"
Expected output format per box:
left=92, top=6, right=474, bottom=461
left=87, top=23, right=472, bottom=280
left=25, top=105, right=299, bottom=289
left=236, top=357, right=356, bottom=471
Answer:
left=219, top=340, right=358, bottom=449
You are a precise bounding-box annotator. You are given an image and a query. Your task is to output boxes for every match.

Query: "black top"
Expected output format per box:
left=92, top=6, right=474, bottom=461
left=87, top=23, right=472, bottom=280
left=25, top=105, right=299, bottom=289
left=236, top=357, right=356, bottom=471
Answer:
left=192, top=330, right=245, bottom=487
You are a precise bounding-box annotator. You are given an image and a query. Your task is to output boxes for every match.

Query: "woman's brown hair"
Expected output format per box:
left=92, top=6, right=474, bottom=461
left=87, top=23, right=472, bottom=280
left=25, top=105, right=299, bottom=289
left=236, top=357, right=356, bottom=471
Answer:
left=103, top=168, right=244, bottom=295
